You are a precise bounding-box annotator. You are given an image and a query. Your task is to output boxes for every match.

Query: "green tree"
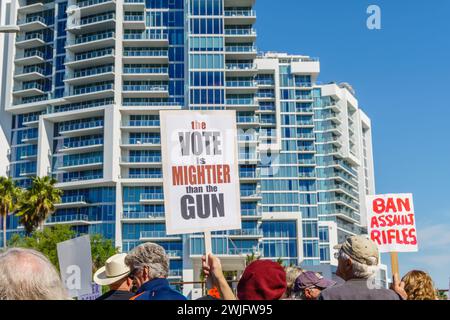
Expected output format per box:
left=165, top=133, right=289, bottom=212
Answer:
left=0, top=176, right=23, bottom=250
left=16, top=176, right=62, bottom=235
left=8, top=225, right=118, bottom=273
left=245, top=251, right=261, bottom=266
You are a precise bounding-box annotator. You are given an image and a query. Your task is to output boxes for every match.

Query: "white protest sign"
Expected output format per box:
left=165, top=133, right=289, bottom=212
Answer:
left=57, top=235, right=93, bottom=298
left=160, top=110, right=241, bottom=235
left=366, top=194, right=418, bottom=253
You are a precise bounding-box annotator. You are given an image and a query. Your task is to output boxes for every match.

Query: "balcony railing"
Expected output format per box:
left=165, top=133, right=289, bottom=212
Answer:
left=59, top=120, right=104, bottom=132
left=140, top=193, right=164, bottom=201
left=124, top=14, right=145, bottom=21
left=225, top=29, right=256, bottom=36
left=74, top=48, right=114, bottom=61
left=121, top=156, right=161, bottom=163
left=80, top=12, right=115, bottom=25
left=77, top=0, right=114, bottom=8
left=237, top=116, right=258, bottom=123
left=240, top=190, right=259, bottom=197
left=72, top=83, right=114, bottom=95
left=123, top=49, right=168, bottom=57
left=62, top=138, right=103, bottom=149
left=74, top=31, right=115, bottom=44
left=60, top=195, right=86, bottom=204
left=60, top=156, right=103, bottom=168
left=46, top=214, right=89, bottom=224
left=226, top=63, right=256, bottom=70
left=122, top=120, right=160, bottom=127
left=124, top=173, right=163, bottom=179
left=71, top=65, right=114, bottom=79
left=123, top=33, right=168, bottom=40
left=224, top=10, right=256, bottom=17
left=126, top=137, right=161, bottom=145
left=229, top=229, right=263, bottom=236
left=123, top=66, right=168, bottom=74
left=225, top=45, right=256, bottom=53
left=122, top=84, right=168, bottom=92
left=17, top=32, right=44, bottom=42
left=123, top=212, right=165, bottom=219
left=226, top=98, right=257, bottom=105
left=226, top=80, right=257, bottom=87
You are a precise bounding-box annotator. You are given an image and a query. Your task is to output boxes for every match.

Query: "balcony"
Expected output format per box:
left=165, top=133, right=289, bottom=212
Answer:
left=75, top=0, right=117, bottom=16
left=240, top=189, right=261, bottom=201
left=18, top=1, right=45, bottom=15
left=122, top=211, right=165, bottom=222
left=13, top=81, right=45, bottom=97
left=226, top=80, right=258, bottom=94
left=121, top=119, right=160, bottom=132
left=15, top=49, right=45, bottom=65
left=66, top=48, right=115, bottom=69
left=139, top=193, right=164, bottom=204
left=123, top=0, right=146, bottom=10
left=120, top=156, right=162, bottom=168
left=56, top=156, right=103, bottom=172
left=241, top=208, right=262, bottom=219
left=228, top=228, right=263, bottom=238
left=67, top=82, right=114, bottom=102
left=226, top=98, right=259, bottom=111
left=122, top=66, right=169, bottom=81
left=45, top=214, right=91, bottom=226
left=66, top=31, right=115, bottom=53
left=239, top=170, right=259, bottom=182
left=139, top=231, right=181, bottom=242
left=18, top=16, right=48, bottom=32
left=55, top=195, right=89, bottom=209
left=123, top=14, right=146, bottom=29
left=58, top=120, right=104, bottom=136
left=65, top=65, right=115, bottom=85
left=225, top=45, right=257, bottom=59
left=225, top=28, right=257, bottom=43
left=238, top=153, right=258, bottom=164
left=225, top=63, right=256, bottom=76
left=123, top=32, right=169, bottom=47
left=123, top=49, right=169, bottom=64
left=68, top=12, right=116, bottom=34
left=122, top=84, right=169, bottom=98
left=14, top=65, right=46, bottom=81
left=224, top=9, right=256, bottom=25
left=58, top=138, right=104, bottom=154
left=16, top=32, right=46, bottom=49
left=120, top=137, right=161, bottom=149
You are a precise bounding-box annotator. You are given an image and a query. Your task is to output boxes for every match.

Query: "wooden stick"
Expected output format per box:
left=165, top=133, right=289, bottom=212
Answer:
left=204, top=231, right=213, bottom=290
left=391, top=252, right=400, bottom=277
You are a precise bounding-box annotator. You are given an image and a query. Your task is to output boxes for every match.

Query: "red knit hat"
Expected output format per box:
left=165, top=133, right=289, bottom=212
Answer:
left=237, top=260, right=287, bottom=300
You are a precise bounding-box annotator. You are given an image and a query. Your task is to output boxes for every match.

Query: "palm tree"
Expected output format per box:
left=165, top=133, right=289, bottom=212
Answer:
left=16, top=176, right=62, bottom=235
left=0, top=177, right=22, bottom=249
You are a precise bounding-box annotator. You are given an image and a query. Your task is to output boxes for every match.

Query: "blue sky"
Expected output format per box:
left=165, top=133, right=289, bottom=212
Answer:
left=255, top=0, right=450, bottom=288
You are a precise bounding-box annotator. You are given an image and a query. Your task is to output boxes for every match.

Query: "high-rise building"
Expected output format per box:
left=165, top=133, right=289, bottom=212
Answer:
left=1, top=0, right=378, bottom=296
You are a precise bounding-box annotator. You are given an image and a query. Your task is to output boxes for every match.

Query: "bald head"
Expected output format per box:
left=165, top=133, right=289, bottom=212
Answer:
left=0, top=248, right=68, bottom=300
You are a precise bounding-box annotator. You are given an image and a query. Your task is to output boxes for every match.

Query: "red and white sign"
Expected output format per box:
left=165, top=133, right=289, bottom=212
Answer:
left=366, top=194, right=418, bottom=253
left=160, top=110, right=241, bottom=235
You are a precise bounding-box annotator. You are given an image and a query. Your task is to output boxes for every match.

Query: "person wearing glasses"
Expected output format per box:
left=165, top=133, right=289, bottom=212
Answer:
left=319, top=235, right=401, bottom=300
left=125, top=243, right=186, bottom=301
left=94, top=253, right=134, bottom=300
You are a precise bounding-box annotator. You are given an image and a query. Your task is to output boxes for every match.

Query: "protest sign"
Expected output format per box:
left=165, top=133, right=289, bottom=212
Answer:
left=160, top=110, right=241, bottom=235
left=57, top=235, right=93, bottom=298
left=366, top=194, right=418, bottom=277
left=366, top=194, right=418, bottom=253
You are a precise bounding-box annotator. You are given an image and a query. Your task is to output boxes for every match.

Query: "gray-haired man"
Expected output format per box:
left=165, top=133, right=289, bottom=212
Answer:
left=125, top=242, right=186, bottom=300
left=0, top=248, right=68, bottom=300
left=320, top=235, right=401, bottom=300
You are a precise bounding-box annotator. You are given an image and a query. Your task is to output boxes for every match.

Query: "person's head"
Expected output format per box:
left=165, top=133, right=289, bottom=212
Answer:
left=237, top=260, right=287, bottom=300
left=94, top=253, right=133, bottom=292
left=293, top=271, right=336, bottom=300
left=402, top=270, right=438, bottom=300
left=284, top=266, right=304, bottom=299
left=0, top=248, right=68, bottom=300
left=125, top=243, right=169, bottom=289
left=334, top=235, right=379, bottom=281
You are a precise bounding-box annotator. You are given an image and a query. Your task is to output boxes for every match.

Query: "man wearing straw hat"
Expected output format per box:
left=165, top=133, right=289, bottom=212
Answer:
left=94, top=253, right=134, bottom=300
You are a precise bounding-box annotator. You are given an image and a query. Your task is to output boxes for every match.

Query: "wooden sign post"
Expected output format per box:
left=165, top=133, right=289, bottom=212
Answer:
left=204, top=231, right=213, bottom=290
left=390, top=252, right=399, bottom=277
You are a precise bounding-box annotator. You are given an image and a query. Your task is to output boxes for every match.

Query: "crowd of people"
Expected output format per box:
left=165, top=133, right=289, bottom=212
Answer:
left=0, top=235, right=440, bottom=301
